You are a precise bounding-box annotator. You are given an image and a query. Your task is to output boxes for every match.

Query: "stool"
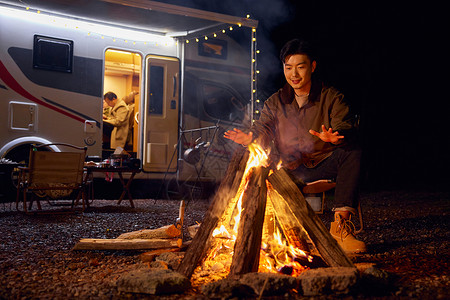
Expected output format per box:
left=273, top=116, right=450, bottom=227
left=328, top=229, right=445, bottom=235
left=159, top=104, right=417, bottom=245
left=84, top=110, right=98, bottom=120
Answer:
left=302, top=179, right=363, bottom=234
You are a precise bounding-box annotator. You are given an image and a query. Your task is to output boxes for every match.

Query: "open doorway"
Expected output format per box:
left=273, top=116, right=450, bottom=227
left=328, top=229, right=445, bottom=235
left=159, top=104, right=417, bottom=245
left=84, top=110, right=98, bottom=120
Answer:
left=103, top=49, right=141, bottom=156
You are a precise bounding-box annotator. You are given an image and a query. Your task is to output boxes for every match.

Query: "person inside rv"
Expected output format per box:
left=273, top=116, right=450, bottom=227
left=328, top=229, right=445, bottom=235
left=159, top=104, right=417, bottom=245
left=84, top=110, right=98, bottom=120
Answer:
left=122, top=91, right=138, bottom=149
left=103, top=92, right=130, bottom=149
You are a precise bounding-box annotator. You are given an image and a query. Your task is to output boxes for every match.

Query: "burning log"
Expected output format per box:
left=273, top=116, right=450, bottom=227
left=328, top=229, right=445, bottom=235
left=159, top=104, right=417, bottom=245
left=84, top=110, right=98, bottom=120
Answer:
left=267, top=168, right=354, bottom=268
left=229, top=166, right=269, bottom=276
left=267, top=185, right=310, bottom=253
left=177, top=148, right=249, bottom=278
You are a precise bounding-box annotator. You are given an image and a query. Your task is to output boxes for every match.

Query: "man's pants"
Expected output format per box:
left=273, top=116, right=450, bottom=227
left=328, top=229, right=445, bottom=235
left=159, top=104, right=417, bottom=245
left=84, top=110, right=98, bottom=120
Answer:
left=289, top=146, right=362, bottom=209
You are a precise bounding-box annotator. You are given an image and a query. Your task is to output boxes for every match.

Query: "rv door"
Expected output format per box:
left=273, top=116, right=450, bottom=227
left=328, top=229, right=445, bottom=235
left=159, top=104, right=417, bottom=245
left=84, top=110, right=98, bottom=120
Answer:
left=142, top=55, right=179, bottom=172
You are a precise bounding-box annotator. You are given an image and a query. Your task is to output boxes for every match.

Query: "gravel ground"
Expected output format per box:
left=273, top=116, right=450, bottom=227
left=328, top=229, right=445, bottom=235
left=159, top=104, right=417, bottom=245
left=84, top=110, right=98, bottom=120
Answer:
left=0, top=187, right=449, bottom=299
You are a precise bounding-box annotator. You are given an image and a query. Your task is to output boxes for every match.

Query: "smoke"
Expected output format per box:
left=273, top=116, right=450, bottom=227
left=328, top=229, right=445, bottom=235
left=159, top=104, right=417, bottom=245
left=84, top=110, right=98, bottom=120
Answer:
left=158, top=0, right=294, bottom=96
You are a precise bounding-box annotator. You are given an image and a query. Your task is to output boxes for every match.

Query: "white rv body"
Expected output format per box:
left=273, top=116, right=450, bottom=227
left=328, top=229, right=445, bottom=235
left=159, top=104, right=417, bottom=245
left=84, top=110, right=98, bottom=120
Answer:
left=0, top=0, right=258, bottom=196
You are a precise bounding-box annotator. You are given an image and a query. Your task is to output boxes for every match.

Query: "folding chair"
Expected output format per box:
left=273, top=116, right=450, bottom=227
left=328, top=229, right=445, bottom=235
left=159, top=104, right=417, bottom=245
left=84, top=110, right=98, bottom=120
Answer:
left=16, top=143, right=88, bottom=214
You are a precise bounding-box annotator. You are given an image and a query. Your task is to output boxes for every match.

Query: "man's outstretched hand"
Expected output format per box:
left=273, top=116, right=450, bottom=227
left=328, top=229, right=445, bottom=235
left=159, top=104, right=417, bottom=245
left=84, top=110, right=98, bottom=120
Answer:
left=309, top=125, right=344, bottom=144
left=224, top=128, right=253, bottom=146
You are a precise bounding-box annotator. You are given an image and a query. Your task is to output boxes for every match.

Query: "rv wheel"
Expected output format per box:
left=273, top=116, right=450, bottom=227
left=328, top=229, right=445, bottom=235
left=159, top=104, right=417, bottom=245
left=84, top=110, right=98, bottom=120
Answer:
left=1, top=144, right=33, bottom=202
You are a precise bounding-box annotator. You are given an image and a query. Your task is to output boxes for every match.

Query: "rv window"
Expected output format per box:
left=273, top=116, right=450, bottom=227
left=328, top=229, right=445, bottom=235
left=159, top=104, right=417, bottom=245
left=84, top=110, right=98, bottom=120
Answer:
left=33, top=35, right=73, bottom=73
left=203, top=84, right=244, bottom=123
left=148, top=66, right=164, bottom=115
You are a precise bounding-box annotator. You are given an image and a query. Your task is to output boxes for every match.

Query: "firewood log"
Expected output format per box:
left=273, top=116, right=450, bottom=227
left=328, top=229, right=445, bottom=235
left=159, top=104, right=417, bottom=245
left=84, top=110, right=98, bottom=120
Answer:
left=268, top=168, right=354, bottom=268
left=117, top=224, right=181, bottom=239
left=177, top=148, right=249, bottom=278
left=72, top=238, right=179, bottom=250
left=229, top=166, right=269, bottom=277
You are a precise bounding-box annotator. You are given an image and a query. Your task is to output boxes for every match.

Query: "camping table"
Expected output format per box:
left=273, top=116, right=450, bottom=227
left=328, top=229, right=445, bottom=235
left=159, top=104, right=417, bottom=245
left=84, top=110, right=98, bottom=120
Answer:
left=85, top=166, right=141, bottom=208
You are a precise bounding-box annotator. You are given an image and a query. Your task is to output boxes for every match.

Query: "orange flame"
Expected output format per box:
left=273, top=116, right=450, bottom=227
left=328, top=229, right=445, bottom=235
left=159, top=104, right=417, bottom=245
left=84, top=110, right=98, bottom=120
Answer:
left=199, top=142, right=311, bottom=279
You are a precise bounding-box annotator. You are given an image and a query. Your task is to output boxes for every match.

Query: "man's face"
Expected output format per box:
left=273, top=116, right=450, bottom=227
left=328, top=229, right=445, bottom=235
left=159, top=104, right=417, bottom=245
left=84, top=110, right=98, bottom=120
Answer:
left=104, top=98, right=116, bottom=108
left=283, top=54, right=316, bottom=95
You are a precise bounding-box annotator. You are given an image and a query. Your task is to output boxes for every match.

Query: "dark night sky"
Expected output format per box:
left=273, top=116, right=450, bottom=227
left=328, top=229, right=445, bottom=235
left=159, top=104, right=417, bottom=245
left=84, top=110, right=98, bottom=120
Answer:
left=158, top=0, right=448, bottom=189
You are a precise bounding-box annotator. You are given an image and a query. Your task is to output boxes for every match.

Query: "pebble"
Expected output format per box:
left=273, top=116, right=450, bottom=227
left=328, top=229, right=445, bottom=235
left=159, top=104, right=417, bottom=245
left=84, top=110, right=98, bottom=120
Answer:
left=0, top=192, right=448, bottom=299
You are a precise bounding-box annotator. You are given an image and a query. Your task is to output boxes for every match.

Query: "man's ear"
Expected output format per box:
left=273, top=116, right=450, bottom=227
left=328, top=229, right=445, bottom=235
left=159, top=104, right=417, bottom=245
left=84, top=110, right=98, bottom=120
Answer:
left=311, top=60, right=317, bottom=73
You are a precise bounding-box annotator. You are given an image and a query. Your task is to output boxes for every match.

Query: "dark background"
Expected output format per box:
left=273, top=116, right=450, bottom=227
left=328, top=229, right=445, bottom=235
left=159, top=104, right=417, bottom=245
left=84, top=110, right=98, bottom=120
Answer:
left=157, top=0, right=448, bottom=190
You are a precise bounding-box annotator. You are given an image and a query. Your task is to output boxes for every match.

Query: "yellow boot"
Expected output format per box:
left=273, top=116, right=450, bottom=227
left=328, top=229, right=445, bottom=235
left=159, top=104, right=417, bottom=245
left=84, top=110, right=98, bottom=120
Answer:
left=330, top=212, right=367, bottom=254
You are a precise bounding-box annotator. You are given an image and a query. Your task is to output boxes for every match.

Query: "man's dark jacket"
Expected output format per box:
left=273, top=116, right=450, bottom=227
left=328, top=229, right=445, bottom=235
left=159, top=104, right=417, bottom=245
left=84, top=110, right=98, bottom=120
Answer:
left=251, top=80, right=357, bottom=169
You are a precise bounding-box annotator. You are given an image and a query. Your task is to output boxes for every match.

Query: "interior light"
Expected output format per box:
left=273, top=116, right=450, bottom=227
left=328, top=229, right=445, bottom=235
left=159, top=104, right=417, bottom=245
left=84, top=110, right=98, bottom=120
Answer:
left=107, top=49, right=133, bottom=55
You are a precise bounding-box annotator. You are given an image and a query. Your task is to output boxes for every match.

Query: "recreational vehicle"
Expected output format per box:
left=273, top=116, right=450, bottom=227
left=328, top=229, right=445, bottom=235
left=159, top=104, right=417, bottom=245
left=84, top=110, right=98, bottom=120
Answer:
left=0, top=0, right=258, bottom=199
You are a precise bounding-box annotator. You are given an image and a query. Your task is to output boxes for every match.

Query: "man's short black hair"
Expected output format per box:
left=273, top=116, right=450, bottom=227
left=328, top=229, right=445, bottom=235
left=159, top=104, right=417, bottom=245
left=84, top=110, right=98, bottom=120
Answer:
left=280, top=39, right=316, bottom=64
left=104, top=91, right=117, bottom=101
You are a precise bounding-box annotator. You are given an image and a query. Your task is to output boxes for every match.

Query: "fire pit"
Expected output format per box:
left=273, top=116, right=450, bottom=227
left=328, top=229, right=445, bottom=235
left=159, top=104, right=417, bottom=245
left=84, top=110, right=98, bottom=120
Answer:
left=178, top=144, right=353, bottom=285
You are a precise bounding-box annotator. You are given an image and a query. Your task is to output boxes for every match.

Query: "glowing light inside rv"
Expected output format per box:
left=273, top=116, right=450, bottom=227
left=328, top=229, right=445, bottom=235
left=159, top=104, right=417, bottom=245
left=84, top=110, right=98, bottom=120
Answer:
left=0, top=6, right=174, bottom=46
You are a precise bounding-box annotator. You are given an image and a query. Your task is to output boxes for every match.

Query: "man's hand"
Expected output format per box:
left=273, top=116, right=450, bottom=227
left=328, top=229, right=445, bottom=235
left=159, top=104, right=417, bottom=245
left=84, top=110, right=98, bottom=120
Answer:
left=309, top=125, right=344, bottom=144
left=224, top=128, right=253, bottom=145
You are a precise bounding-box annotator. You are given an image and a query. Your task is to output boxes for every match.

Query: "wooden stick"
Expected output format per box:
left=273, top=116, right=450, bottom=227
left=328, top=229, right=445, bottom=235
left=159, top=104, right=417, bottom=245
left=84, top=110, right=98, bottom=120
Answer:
left=268, top=168, right=354, bottom=268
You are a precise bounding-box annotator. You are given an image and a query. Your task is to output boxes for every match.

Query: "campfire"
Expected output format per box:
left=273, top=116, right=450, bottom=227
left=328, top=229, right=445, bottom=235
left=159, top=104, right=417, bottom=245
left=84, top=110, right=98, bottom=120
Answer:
left=178, top=143, right=353, bottom=284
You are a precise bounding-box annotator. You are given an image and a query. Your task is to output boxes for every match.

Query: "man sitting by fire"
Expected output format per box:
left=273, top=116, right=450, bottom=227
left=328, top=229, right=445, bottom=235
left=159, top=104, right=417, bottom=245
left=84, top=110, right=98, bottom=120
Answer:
left=224, top=38, right=366, bottom=254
